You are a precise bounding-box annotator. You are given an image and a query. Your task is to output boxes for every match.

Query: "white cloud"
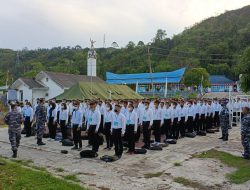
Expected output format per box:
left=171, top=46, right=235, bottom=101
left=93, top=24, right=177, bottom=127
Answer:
left=0, top=0, right=249, bottom=49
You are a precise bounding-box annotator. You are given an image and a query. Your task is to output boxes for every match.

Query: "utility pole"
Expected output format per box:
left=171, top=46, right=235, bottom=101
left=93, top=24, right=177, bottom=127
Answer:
left=147, top=45, right=154, bottom=97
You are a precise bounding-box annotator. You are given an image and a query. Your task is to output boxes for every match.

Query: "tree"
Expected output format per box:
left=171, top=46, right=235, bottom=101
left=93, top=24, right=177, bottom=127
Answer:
left=238, top=46, right=250, bottom=92
left=126, top=41, right=135, bottom=50
left=183, top=68, right=210, bottom=88
left=153, top=29, right=167, bottom=42
left=137, top=41, right=145, bottom=47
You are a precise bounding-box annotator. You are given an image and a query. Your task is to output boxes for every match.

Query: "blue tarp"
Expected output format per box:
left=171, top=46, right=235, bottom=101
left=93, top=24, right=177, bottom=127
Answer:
left=106, top=68, right=186, bottom=84
left=209, top=75, right=235, bottom=84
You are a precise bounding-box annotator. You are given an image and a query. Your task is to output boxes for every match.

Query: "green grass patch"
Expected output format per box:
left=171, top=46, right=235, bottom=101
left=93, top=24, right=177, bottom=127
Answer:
left=174, top=162, right=182, bottom=166
left=144, top=171, right=164, bottom=178
left=193, top=149, right=250, bottom=184
left=63, top=174, right=80, bottom=182
left=0, top=157, right=86, bottom=190
left=173, top=177, right=208, bottom=190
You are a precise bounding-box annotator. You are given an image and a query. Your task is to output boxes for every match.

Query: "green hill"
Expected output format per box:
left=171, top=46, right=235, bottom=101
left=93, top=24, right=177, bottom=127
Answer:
left=0, top=5, right=250, bottom=85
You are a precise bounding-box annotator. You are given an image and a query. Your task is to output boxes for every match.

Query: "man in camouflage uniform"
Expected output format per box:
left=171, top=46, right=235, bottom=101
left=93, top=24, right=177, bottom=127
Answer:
left=241, top=107, right=250, bottom=159
left=4, top=104, right=23, bottom=158
left=219, top=101, right=230, bottom=141
left=35, top=98, right=47, bottom=145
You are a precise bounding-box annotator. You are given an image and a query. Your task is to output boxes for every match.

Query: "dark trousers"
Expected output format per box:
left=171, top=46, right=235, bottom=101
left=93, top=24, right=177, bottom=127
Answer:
left=179, top=117, right=185, bottom=137
left=112, top=128, right=123, bottom=156
left=72, top=124, right=82, bottom=148
left=164, top=119, right=171, bottom=139
left=99, top=115, right=104, bottom=133
left=206, top=114, right=212, bottom=130
left=153, top=120, right=161, bottom=142
left=172, top=118, right=179, bottom=139
left=135, top=124, right=141, bottom=142
left=187, top=116, right=194, bottom=133
left=88, top=125, right=99, bottom=152
left=60, top=120, right=67, bottom=139
left=194, top=114, right=199, bottom=131
left=214, top=111, right=220, bottom=127
left=104, top=122, right=113, bottom=148
left=200, top=114, right=206, bottom=131
left=48, top=117, right=56, bottom=139
left=126, top=124, right=135, bottom=152
left=142, top=121, right=151, bottom=148
left=24, top=116, right=31, bottom=137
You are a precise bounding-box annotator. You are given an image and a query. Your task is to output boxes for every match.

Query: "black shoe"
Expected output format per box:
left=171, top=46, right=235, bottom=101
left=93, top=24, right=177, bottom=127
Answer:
left=218, top=136, right=224, bottom=139
left=71, top=146, right=78, bottom=150
left=223, top=135, right=228, bottom=141
left=38, top=141, right=46, bottom=146
left=12, top=150, right=17, bottom=158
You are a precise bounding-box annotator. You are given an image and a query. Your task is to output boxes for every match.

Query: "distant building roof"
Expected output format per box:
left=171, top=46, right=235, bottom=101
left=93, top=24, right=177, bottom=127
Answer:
left=11, top=78, right=47, bottom=89
left=36, top=71, right=105, bottom=88
left=209, top=75, right=235, bottom=85
left=106, top=67, right=186, bottom=85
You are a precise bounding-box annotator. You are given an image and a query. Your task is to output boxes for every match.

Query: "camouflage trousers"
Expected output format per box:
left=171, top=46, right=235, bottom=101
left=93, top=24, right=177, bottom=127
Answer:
left=242, top=136, right=250, bottom=157
left=221, top=124, right=229, bottom=135
left=9, top=131, right=21, bottom=151
left=36, top=123, right=45, bottom=140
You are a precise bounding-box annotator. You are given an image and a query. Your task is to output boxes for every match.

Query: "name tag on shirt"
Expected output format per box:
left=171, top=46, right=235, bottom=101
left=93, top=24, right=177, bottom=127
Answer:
left=89, top=118, right=93, bottom=122
left=143, top=116, right=146, bottom=120
left=127, top=120, right=131, bottom=125
left=114, top=121, right=118, bottom=126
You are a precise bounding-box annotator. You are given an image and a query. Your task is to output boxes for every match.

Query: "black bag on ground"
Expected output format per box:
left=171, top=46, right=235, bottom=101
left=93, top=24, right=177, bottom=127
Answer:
left=62, top=139, right=74, bottom=146
left=197, top=131, right=207, bottom=136
left=81, top=135, right=89, bottom=140
left=186, top=132, right=196, bottom=138
left=100, top=155, right=118, bottom=162
left=43, top=133, right=49, bottom=138
left=61, top=150, right=68, bottom=154
left=206, top=129, right=215, bottom=133
left=134, top=148, right=147, bottom=154
left=149, top=146, right=162, bottom=151
left=165, top=139, right=177, bottom=144
left=80, top=150, right=98, bottom=158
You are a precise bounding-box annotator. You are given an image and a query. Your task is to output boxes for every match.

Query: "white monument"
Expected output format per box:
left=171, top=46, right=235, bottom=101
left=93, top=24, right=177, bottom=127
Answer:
left=87, top=39, right=97, bottom=77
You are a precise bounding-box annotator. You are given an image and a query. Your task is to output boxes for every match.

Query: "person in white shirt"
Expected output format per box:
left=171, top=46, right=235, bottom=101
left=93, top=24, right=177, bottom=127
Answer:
left=206, top=100, right=213, bottom=130
left=186, top=101, right=195, bottom=133
left=86, top=101, right=101, bottom=153
left=199, top=100, right=207, bottom=132
left=23, top=102, right=33, bottom=137
left=152, top=100, right=163, bottom=144
left=47, top=102, right=57, bottom=140
left=59, top=102, right=69, bottom=140
left=171, top=102, right=180, bottom=139
left=103, top=103, right=113, bottom=150
left=179, top=101, right=187, bottom=138
left=125, top=104, right=138, bottom=154
left=140, top=101, right=153, bottom=149
left=213, top=99, right=222, bottom=128
left=111, top=104, right=126, bottom=158
left=193, top=101, right=200, bottom=132
left=71, top=101, right=83, bottom=151
left=163, top=102, right=172, bottom=140
left=134, top=101, right=142, bottom=142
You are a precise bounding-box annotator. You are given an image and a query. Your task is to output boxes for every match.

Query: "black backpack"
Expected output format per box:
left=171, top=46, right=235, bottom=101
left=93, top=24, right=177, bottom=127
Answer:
left=134, top=148, right=147, bottom=154
left=197, top=131, right=207, bottom=136
left=149, top=146, right=163, bottom=151
left=80, top=150, right=98, bottom=158
left=100, top=155, right=118, bottom=162
left=186, top=132, right=196, bottom=138
left=165, top=139, right=177, bottom=144
left=62, top=139, right=74, bottom=146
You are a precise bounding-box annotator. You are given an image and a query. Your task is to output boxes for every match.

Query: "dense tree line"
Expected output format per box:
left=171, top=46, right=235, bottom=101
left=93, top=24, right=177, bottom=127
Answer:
left=0, top=5, right=250, bottom=91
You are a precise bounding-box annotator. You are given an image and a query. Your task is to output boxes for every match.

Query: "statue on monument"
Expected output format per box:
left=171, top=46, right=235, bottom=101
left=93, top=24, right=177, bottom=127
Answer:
left=88, top=38, right=97, bottom=58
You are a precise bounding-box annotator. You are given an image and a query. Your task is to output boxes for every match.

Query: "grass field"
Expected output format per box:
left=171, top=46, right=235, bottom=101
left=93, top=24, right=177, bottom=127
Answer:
left=0, top=157, right=87, bottom=190
left=193, top=149, right=250, bottom=184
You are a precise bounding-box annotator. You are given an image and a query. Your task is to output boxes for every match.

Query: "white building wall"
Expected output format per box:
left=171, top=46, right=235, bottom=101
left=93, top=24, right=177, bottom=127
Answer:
left=39, top=77, right=64, bottom=100
left=16, top=84, right=32, bottom=102
left=32, top=89, right=47, bottom=103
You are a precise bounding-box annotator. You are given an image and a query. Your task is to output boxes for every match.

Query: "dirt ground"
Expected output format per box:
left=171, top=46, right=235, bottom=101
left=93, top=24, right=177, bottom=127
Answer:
left=0, top=127, right=250, bottom=190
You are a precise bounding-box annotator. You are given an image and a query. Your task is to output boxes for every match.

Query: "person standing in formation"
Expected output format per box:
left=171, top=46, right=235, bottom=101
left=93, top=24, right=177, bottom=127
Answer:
left=241, top=107, right=250, bottom=160
left=71, top=101, right=83, bottom=151
left=4, top=104, right=23, bottom=158
left=87, top=101, right=101, bottom=153
left=219, top=101, right=230, bottom=141
left=35, top=98, right=47, bottom=146
left=111, top=104, right=126, bottom=158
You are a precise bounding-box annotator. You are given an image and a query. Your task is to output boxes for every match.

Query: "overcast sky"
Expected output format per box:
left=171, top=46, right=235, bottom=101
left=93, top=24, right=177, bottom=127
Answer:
left=0, top=0, right=250, bottom=50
